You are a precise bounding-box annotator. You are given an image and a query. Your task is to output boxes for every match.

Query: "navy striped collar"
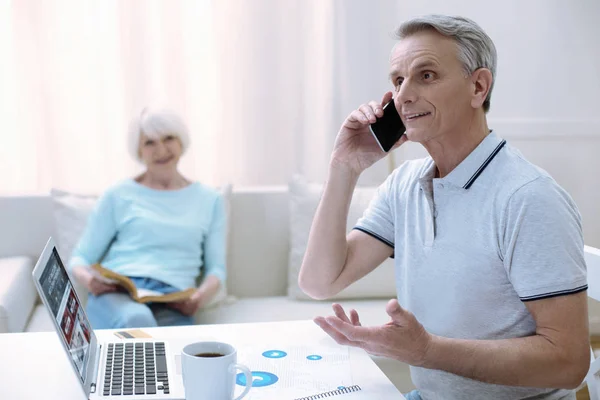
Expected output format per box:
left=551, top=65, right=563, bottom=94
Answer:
left=462, top=138, right=506, bottom=189
left=424, top=131, right=507, bottom=190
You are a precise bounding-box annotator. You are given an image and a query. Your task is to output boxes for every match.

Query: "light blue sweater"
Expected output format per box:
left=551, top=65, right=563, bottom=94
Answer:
left=69, top=179, right=226, bottom=290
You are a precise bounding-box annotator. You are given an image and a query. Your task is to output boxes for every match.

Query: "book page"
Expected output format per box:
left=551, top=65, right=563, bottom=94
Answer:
left=136, top=288, right=165, bottom=298
left=234, top=344, right=354, bottom=400
left=91, top=264, right=194, bottom=303
left=136, top=288, right=195, bottom=303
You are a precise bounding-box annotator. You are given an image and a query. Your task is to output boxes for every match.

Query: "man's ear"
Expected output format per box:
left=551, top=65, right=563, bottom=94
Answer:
left=470, top=68, right=493, bottom=110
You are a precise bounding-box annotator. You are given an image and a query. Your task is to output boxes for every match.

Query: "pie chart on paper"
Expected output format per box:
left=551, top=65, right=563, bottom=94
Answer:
left=261, top=350, right=287, bottom=359
left=236, top=371, right=279, bottom=387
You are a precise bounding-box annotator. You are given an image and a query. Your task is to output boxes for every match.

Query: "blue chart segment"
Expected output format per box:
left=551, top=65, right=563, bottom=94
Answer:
left=262, top=350, right=288, bottom=359
left=306, top=355, right=322, bottom=361
left=236, top=371, right=279, bottom=387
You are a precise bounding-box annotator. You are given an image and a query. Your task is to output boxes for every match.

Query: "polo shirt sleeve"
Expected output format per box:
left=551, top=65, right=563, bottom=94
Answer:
left=353, top=174, right=395, bottom=252
left=502, top=176, right=587, bottom=301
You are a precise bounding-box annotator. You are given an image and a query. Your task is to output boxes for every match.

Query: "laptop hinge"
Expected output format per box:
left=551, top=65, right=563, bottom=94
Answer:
left=89, top=343, right=102, bottom=394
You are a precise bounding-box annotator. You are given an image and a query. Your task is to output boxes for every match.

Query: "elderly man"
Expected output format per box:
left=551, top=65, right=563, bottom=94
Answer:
left=298, top=15, right=589, bottom=400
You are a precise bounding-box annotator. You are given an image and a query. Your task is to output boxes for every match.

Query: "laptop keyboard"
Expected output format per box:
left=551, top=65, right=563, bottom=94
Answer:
left=103, top=342, right=169, bottom=396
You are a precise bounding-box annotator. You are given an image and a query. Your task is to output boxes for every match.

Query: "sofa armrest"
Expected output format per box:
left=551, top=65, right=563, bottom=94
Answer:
left=0, top=257, right=38, bottom=333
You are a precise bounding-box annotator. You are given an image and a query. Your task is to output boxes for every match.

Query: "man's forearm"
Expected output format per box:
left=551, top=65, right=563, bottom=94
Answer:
left=298, top=164, right=359, bottom=299
left=422, top=333, right=587, bottom=389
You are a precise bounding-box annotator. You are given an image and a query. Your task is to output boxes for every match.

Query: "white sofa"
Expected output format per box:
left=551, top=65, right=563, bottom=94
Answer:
left=0, top=188, right=414, bottom=392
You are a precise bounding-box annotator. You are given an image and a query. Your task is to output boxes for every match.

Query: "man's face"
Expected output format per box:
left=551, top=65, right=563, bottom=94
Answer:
left=389, top=30, right=474, bottom=143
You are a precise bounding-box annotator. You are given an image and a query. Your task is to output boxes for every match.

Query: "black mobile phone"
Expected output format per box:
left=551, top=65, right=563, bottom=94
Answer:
left=369, top=100, right=405, bottom=152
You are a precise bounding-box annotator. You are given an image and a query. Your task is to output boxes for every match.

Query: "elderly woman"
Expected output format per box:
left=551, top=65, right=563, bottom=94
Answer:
left=70, top=108, right=226, bottom=328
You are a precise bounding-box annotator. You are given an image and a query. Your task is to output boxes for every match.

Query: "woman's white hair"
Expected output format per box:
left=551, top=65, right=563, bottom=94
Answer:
left=395, top=15, right=497, bottom=113
left=127, top=108, right=191, bottom=162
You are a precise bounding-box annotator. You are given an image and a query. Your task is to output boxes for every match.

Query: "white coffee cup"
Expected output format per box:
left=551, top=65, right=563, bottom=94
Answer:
left=181, top=341, right=252, bottom=400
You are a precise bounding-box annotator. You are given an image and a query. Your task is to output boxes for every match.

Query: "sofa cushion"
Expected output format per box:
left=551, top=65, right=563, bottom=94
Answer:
left=197, top=296, right=390, bottom=326
left=0, top=257, right=38, bottom=333
left=287, top=176, right=397, bottom=300
left=25, top=304, right=54, bottom=332
left=50, top=189, right=97, bottom=265
left=50, top=184, right=233, bottom=308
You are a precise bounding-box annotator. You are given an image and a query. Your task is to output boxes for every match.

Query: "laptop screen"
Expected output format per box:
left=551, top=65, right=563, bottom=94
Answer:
left=38, top=248, right=94, bottom=383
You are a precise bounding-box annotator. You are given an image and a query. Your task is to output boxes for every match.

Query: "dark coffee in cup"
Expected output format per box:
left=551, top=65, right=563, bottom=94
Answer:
left=194, top=352, right=225, bottom=358
left=182, top=341, right=252, bottom=399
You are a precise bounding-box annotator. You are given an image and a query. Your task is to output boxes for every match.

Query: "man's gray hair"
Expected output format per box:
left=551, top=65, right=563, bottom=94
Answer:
left=395, top=15, right=497, bottom=113
left=127, top=108, right=191, bottom=162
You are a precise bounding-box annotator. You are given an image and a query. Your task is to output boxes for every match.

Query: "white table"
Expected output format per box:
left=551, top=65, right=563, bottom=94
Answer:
left=0, top=320, right=404, bottom=399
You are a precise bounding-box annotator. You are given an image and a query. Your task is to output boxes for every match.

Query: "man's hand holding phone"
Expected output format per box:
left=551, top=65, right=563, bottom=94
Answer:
left=331, top=91, right=407, bottom=176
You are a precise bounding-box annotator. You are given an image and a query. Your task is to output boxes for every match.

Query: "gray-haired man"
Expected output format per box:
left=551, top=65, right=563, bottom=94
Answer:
left=299, top=15, right=589, bottom=400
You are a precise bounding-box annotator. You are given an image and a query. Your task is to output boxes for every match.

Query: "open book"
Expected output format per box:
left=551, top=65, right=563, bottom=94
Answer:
left=91, top=264, right=196, bottom=303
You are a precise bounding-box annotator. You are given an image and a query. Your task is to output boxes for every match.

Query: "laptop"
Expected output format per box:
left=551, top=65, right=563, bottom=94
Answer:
left=32, top=238, right=185, bottom=399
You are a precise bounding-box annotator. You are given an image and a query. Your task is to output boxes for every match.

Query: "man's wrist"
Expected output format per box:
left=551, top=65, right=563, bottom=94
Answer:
left=420, top=333, right=442, bottom=369
left=327, top=161, right=361, bottom=185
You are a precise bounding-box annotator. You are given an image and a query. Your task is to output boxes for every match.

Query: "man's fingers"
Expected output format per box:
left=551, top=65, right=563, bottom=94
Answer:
left=325, top=316, right=371, bottom=342
left=359, top=104, right=377, bottom=123
left=381, top=91, right=393, bottom=108
left=346, top=97, right=392, bottom=127
left=349, top=309, right=361, bottom=326
left=368, top=101, right=383, bottom=118
left=386, top=298, right=414, bottom=325
left=347, top=110, right=370, bottom=125
left=314, top=317, right=354, bottom=346
left=332, top=303, right=351, bottom=324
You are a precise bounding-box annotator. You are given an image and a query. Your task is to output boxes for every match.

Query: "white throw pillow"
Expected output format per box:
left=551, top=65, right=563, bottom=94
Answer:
left=287, top=176, right=397, bottom=300
left=50, top=183, right=233, bottom=309
left=50, top=189, right=98, bottom=265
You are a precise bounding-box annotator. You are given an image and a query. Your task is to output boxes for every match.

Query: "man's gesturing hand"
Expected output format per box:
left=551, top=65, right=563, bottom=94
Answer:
left=314, top=299, right=432, bottom=367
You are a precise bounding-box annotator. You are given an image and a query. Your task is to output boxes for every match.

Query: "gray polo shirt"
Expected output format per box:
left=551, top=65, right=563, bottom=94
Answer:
left=355, top=131, right=587, bottom=400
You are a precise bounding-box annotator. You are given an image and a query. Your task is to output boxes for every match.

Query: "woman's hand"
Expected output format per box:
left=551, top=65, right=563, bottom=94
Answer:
left=72, top=265, right=118, bottom=296
left=169, top=290, right=205, bottom=316
left=169, top=275, right=221, bottom=316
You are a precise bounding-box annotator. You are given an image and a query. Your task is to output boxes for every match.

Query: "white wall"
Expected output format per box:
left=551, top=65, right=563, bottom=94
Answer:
left=337, top=0, right=600, bottom=246
left=2, top=1, right=598, bottom=245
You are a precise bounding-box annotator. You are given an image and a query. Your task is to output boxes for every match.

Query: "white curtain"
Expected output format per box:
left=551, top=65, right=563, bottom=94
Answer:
left=0, top=0, right=403, bottom=194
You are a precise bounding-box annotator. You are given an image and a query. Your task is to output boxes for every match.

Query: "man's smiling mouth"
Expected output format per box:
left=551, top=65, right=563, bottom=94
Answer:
left=405, top=112, right=431, bottom=121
